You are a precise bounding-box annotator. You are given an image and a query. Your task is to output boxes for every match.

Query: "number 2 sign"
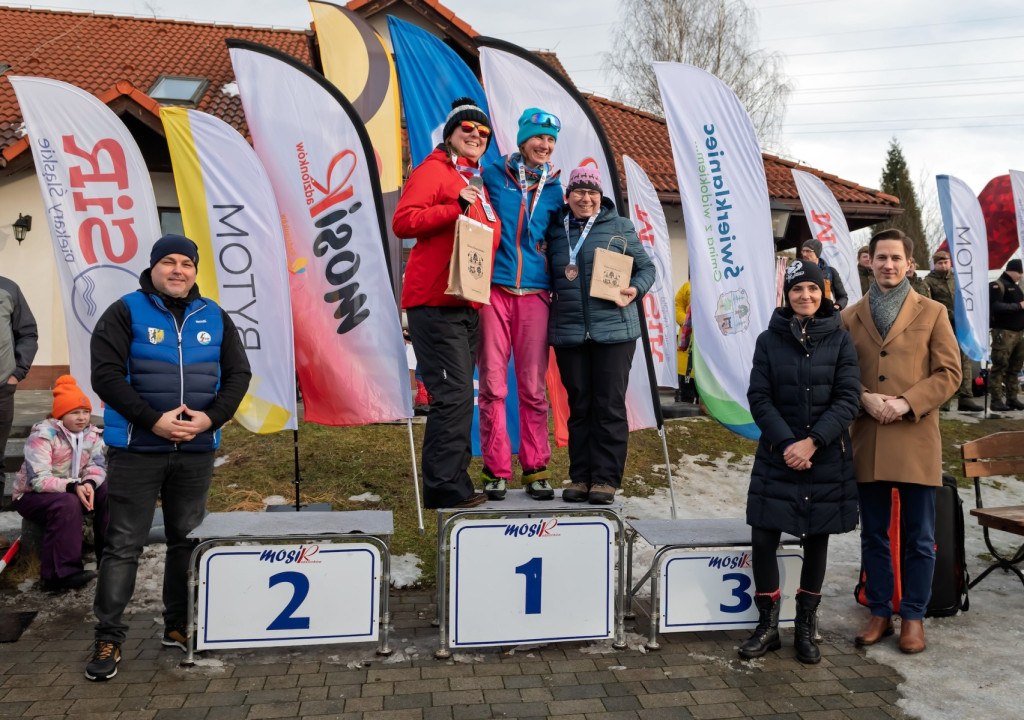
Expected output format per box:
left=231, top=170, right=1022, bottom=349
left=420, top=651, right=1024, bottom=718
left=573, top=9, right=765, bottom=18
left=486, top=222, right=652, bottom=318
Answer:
left=197, top=542, right=381, bottom=649
left=449, top=517, right=616, bottom=648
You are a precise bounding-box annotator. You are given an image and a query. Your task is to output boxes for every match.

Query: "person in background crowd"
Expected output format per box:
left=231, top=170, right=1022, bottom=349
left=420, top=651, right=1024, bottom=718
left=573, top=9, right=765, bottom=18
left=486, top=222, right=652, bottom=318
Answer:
left=842, top=229, right=960, bottom=655
left=674, top=280, right=697, bottom=404
left=86, top=234, right=251, bottom=681
left=479, top=108, right=564, bottom=501
left=12, top=375, right=108, bottom=592
left=393, top=97, right=501, bottom=509
left=924, top=250, right=982, bottom=412
left=857, top=245, right=874, bottom=296
left=740, top=260, right=860, bottom=664
left=546, top=167, right=655, bottom=504
left=988, top=258, right=1024, bottom=411
left=800, top=239, right=848, bottom=309
left=906, top=257, right=931, bottom=299
left=0, top=275, right=37, bottom=504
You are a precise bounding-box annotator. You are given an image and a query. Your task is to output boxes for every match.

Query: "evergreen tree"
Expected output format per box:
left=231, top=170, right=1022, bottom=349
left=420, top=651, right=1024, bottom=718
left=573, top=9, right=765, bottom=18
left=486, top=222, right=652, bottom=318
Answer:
left=873, top=138, right=929, bottom=268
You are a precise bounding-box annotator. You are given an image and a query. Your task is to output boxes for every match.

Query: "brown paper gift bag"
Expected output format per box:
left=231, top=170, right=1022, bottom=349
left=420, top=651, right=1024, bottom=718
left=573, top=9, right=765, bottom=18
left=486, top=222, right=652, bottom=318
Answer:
left=445, top=215, right=494, bottom=304
left=589, top=235, right=633, bottom=303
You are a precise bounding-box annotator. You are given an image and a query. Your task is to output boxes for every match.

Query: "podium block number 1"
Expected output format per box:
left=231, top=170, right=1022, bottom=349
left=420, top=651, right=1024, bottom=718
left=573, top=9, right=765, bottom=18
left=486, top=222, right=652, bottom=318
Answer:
left=450, top=518, right=615, bottom=647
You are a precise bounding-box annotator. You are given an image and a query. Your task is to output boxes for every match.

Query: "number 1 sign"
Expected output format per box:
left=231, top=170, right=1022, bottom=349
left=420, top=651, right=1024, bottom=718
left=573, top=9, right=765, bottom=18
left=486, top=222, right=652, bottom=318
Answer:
left=449, top=517, right=616, bottom=647
left=197, top=542, right=381, bottom=649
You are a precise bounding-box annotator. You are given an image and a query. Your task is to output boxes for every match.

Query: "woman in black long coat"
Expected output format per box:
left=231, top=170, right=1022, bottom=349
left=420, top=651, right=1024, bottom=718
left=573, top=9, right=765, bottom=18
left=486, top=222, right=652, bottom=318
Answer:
left=738, top=259, right=861, bottom=664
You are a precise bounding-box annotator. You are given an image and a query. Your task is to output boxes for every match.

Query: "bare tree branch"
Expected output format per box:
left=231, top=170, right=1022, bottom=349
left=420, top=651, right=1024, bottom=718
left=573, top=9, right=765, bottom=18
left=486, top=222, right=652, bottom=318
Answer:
left=605, top=0, right=791, bottom=145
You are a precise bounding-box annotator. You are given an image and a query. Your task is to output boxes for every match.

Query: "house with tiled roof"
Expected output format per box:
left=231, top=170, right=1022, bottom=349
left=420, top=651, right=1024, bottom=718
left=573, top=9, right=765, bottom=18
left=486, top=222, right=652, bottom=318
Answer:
left=0, top=0, right=900, bottom=386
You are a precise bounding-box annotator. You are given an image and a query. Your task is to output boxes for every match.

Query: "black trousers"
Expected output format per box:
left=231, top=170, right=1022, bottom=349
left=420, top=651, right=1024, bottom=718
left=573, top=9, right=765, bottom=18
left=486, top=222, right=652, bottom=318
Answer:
left=0, top=382, right=14, bottom=503
left=751, top=526, right=829, bottom=594
left=407, top=306, right=478, bottom=508
left=554, top=340, right=634, bottom=489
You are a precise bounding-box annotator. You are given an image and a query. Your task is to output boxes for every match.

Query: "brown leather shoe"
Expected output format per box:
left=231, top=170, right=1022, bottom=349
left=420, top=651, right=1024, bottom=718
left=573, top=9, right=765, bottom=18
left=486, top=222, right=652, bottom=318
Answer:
left=452, top=492, right=488, bottom=509
left=899, top=619, right=926, bottom=654
left=854, top=616, right=894, bottom=646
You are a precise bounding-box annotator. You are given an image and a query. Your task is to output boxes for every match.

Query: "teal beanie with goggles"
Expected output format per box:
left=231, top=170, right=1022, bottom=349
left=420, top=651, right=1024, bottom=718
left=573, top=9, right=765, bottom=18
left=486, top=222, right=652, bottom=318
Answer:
left=516, top=108, right=561, bottom=146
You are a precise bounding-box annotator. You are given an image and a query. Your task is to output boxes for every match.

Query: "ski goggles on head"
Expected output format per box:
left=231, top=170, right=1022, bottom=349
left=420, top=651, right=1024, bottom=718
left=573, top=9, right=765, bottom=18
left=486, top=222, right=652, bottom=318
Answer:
left=459, top=121, right=491, bottom=137
left=526, top=112, right=561, bottom=130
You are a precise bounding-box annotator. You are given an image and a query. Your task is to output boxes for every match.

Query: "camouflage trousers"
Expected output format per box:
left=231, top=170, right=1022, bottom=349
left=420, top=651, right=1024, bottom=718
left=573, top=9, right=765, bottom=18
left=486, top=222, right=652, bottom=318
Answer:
left=989, top=328, right=1024, bottom=401
left=955, top=349, right=974, bottom=399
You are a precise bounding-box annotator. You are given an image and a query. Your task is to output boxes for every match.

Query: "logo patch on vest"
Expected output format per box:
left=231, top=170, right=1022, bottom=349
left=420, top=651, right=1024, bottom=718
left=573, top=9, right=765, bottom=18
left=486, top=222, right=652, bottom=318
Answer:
left=147, top=328, right=164, bottom=344
left=197, top=331, right=212, bottom=345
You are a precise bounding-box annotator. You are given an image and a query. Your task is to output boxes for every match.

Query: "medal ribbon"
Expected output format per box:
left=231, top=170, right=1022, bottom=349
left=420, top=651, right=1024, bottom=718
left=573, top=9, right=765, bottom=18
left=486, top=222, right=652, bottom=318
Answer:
left=564, top=214, right=598, bottom=268
left=517, top=159, right=549, bottom=229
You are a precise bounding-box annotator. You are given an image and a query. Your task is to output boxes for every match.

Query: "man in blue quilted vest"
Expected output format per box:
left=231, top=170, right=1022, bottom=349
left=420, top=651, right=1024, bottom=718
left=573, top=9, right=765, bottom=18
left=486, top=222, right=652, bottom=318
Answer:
left=85, top=235, right=251, bottom=681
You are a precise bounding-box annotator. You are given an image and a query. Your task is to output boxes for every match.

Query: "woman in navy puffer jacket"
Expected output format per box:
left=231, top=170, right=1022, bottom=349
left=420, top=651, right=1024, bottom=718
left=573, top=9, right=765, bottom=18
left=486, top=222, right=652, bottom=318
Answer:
left=739, top=259, right=860, bottom=665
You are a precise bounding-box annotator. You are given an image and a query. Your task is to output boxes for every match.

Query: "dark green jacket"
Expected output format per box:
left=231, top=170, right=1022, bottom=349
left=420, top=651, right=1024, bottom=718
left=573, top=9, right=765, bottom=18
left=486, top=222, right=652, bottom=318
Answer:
left=546, top=199, right=656, bottom=346
left=924, top=269, right=955, bottom=327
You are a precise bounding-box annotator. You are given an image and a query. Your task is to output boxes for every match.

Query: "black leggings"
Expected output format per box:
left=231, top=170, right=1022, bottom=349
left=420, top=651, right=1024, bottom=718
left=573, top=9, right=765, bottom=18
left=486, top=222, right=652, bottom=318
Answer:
left=751, top=527, right=829, bottom=594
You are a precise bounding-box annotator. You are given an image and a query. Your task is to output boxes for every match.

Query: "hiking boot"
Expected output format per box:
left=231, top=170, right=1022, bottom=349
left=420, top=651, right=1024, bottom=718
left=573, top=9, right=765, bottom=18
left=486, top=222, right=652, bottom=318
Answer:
left=1008, top=397, right=1024, bottom=411
left=84, top=640, right=121, bottom=681
left=991, top=398, right=1010, bottom=411
left=523, top=467, right=554, bottom=500
left=481, top=468, right=507, bottom=501
left=957, top=397, right=983, bottom=412
left=738, top=593, right=781, bottom=659
left=562, top=482, right=589, bottom=502
left=42, top=569, right=95, bottom=592
left=453, top=493, right=488, bottom=509
left=162, top=624, right=188, bottom=652
left=588, top=484, right=616, bottom=504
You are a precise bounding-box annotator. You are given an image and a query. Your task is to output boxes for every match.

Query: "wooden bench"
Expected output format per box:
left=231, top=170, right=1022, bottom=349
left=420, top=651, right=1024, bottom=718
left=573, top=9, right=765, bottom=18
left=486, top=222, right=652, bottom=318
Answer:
left=961, top=430, right=1024, bottom=589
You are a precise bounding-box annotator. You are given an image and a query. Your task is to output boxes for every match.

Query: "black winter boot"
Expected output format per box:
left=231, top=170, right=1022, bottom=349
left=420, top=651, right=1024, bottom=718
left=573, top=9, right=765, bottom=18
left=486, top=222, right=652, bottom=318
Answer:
left=738, top=593, right=781, bottom=659
left=794, top=590, right=822, bottom=664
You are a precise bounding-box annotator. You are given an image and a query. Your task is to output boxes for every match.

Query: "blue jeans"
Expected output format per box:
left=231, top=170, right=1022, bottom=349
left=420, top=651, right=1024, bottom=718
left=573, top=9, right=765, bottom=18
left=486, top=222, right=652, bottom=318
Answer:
left=93, top=448, right=214, bottom=643
left=859, top=482, right=937, bottom=620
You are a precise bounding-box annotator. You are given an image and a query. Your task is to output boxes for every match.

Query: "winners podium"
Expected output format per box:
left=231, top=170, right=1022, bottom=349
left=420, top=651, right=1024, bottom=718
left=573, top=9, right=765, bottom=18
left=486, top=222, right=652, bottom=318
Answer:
left=434, top=490, right=627, bottom=658
left=184, top=511, right=394, bottom=664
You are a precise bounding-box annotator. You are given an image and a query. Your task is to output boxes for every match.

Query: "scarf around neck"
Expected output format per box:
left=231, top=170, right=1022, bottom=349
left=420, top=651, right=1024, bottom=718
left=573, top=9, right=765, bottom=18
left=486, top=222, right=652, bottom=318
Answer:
left=869, top=276, right=911, bottom=339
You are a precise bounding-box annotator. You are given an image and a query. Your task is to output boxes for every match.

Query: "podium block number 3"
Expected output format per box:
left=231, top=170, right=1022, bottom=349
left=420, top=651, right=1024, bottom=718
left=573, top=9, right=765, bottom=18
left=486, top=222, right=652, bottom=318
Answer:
left=515, top=557, right=542, bottom=614
left=720, top=572, right=752, bottom=614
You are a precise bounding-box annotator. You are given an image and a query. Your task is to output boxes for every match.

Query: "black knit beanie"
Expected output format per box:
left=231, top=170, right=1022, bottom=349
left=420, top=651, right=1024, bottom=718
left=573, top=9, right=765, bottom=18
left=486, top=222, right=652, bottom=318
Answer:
left=442, top=97, right=491, bottom=149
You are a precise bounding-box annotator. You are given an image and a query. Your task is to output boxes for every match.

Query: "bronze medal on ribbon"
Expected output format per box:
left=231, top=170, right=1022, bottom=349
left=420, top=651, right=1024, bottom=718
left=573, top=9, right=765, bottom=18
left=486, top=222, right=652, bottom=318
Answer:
left=565, top=263, right=579, bottom=281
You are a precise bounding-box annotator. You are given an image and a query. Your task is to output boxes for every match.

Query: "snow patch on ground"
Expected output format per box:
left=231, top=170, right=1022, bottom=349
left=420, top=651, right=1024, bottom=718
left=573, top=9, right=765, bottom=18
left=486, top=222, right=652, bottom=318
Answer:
left=348, top=492, right=381, bottom=503
left=389, top=553, right=422, bottom=589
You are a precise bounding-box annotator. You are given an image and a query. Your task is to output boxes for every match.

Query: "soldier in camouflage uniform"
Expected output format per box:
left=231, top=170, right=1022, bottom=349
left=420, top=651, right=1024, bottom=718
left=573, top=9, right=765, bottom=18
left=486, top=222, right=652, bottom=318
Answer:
left=857, top=245, right=873, bottom=296
left=924, top=250, right=982, bottom=411
left=988, top=258, right=1024, bottom=411
left=906, top=257, right=930, bottom=299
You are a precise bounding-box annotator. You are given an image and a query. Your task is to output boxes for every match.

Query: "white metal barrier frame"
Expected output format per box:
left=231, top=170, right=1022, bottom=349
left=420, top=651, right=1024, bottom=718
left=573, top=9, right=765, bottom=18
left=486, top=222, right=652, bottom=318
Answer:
left=183, top=511, right=394, bottom=664
left=625, top=517, right=802, bottom=650
left=434, top=490, right=627, bottom=659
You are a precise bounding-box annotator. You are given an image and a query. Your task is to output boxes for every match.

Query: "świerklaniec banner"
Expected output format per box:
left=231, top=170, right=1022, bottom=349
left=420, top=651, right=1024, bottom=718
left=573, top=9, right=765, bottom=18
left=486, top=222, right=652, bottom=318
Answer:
left=228, top=40, right=411, bottom=425
left=160, top=107, right=298, bottom=433
left=10, top=76, right=160, bottom=411
left=791, top=169, right=861, bottom=305
left=654, top=62, right=777, bottom=440
left=936, top=174, right=990, bottom=363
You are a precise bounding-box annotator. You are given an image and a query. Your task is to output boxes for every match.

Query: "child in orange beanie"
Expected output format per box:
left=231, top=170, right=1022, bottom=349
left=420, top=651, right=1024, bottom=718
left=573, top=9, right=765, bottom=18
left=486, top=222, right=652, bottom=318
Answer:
left=11, top=375, right=108, bottom=591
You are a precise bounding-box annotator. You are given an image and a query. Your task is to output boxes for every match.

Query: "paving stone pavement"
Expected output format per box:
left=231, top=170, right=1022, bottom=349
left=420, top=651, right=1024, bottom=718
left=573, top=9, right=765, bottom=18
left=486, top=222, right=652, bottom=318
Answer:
left=0, top=589, right=911, bottom=720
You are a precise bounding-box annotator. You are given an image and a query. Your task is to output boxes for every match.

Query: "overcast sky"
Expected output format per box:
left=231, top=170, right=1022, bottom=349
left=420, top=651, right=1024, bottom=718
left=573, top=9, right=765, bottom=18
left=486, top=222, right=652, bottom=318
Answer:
left=5, top=0, right=1023, bottom=234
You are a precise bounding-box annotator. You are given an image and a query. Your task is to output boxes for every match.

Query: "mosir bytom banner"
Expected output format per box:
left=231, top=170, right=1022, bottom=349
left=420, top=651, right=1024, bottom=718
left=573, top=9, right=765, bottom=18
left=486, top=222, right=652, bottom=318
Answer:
left=792, top=169, right=861, bottom=305
left=10, top=76, right=160, bottom=411
left=229, top=41, right=412, bottom=425
left=1009, top=169, right=1024, bottom=262
left=654, top=62, right=776, bottom=440
left=161, top=107, right=298, bottom=433
left=936, top=174, right=990, bottom=363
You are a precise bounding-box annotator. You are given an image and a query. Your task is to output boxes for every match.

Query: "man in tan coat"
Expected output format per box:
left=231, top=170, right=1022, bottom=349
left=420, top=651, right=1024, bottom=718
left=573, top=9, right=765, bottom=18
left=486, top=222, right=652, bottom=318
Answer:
left=841, top=229, right=961, bottom=655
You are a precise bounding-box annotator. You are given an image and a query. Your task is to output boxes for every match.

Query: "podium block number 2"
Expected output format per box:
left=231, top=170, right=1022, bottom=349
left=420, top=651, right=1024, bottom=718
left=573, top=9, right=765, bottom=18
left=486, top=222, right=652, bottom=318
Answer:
left=267, top=572, right=311, bottom=631
left=515, top=557, right=542, bottom=614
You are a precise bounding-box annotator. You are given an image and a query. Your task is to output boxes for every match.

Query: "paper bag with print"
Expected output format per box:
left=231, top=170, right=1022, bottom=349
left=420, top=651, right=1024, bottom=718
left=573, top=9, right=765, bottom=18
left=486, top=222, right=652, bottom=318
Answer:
left=589, top=235, right=633, bottom=303
left=445, top=215, right=493, bottom=304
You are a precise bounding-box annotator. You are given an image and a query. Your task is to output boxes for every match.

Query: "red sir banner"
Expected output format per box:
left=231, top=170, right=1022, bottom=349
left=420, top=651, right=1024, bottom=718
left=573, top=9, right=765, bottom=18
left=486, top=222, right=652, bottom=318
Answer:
left=10, top=77, right=161, bottom=409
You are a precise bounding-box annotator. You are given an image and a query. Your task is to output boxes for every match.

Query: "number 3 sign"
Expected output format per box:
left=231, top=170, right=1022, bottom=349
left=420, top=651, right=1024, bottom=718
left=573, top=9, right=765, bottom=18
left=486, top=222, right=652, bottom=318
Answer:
left=196, top=542, right=381, bottom=649
left=449, top=517, right=616, bottom=647
left=660, top=548, right=803, bottom=632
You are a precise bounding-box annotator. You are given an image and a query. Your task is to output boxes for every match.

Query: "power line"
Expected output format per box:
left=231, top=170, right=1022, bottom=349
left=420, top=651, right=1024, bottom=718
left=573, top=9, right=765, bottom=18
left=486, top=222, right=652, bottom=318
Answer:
left=786, top=113, right=1024, bottom=126
left=793, top=59, right=1024, bottom=78
left=764, top=14, right=1024, bottom=42
left=789, top=89, right=1018, bottom=105
left=786, top=33, right=1024, bottom=57
left=785, top=123, right=1024, bottom=135
left=791, top=74, right=1024, bottom=93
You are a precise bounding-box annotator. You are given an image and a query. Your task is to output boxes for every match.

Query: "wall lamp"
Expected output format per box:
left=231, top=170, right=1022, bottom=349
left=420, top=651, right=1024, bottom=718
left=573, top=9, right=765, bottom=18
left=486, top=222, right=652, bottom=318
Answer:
left=12, top=213, right=31, bottom=244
